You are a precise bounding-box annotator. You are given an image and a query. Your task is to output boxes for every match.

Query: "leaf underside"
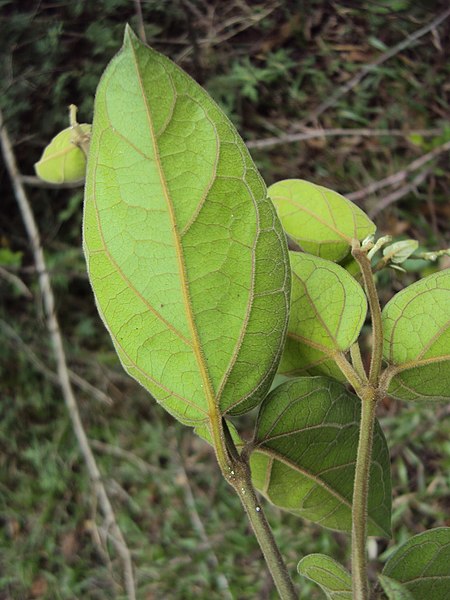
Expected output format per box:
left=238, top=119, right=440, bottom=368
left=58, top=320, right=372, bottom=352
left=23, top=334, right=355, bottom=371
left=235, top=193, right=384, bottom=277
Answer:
left=279, top=252, right=367, bottom=382
left=382, top=528, right=450, bottom=599
left=382, top=269, right=450, bottom=401
left=298, top=554, right=352, bottom=599
left=83, top=27, right=290, bottom=428
left=250, top=377, right=392, bottom=535
left=378, top=575, right=415, bottom=600
left=268, top=179, right=376, bottom=262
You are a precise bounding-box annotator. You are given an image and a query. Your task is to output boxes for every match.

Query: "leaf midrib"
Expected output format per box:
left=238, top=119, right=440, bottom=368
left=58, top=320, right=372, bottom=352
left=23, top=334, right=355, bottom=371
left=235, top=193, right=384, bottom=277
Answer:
left=129, top=41, right=218, bottom=419
left=254, top=446, right=387, bottom=534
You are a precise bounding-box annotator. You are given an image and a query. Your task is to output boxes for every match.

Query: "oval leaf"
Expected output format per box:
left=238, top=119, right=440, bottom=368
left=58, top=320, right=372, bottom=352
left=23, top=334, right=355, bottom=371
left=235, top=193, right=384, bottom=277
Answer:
left=382, top=270, right=450, bottom=401
left=279, top=252, right=367, bottom=381
left=250, top=377, right=391, bottom=535
left=298, top=554, right=352, bottom=599
left=268, top=179, right=376, bottom=262
left=35, top=124, right=91, bottom=183
left=378, top=575, right=414, bottom=600
left=382, top=528, right=450, bottom=599
left=83, top=27, right=290, bottom=427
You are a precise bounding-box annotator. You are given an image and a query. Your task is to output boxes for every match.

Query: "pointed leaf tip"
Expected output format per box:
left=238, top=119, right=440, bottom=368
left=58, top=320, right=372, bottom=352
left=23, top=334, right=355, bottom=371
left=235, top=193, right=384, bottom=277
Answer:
left=123, top=24, right=140, bottom=48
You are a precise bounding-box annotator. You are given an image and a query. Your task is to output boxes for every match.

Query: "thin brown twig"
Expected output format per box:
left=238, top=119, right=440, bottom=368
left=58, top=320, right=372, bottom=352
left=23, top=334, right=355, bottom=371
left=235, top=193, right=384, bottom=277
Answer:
left=300, top=7, right=450, bottom=126
left=172, top=438, right=234, bottom=600
left=368, top=168, right=432, bottom=218
left=0, top=319, right=112, bottom=406
left=133, top=0, right=146, bottom=43
left=90, top=439, right=159, bottom=474
left=246, top=127, right=443, bottom=150
left=20, top=174, right=84, bottom=189
left=347, top=140, right=450, bottom=203
left=0, top=109, right=136, bottom=600
left=0, top=265, right=32, bottom=297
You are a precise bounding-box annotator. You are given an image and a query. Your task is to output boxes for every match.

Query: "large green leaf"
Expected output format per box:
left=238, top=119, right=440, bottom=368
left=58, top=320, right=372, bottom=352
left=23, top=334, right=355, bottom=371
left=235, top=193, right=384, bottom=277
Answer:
left=382, top=270, right=450, bottom=401
left=382, top=528, right=450, bottom=599
left=297, top=554, right=352, bottom=599
left=278, top=252, right=367, bottom=382
left=250, top=377, right=391, bottom=535
left=268, top=179, right=376, bottom=262
left=378, top=575, right=414, bottom=600
left=83, top=27, right=290, bottom=427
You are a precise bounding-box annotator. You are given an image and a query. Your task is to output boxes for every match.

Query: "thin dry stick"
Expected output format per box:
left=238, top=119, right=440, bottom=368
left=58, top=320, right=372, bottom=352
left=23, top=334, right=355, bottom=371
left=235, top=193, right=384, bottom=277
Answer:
left=246, top=127, right=443, bottom=150
left=369, top=168, right=431, bottom=218
left=133, top=0, right=146, bottom=44
left=19, top=174, right=84, bottom=189
left=0, top=264, right=32, bottom=297
left=172, top=440, right=234, bottom=600
left=90, top=439, right=159, bottom=475
left=0, top=109, right=136, bottom=600
left=0, top=319, right=112, bottom=406
left=348, top=140, right=450, bottom=202
left=300, top=7, right=450, bottom=126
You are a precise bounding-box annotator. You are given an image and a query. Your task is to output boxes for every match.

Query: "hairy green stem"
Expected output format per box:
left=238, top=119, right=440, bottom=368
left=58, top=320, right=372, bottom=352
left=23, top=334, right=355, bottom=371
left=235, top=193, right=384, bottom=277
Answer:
left=233, top=460, right=298, bottom=600
left=350, top=342, right=368, bottom=383
left=351, top=388, right=378, bottom=599
left=220, top=422, right=297, bottom=600
left=352, top=242, right=384, bottom=385
left=333, top=351, right=364, bottom=393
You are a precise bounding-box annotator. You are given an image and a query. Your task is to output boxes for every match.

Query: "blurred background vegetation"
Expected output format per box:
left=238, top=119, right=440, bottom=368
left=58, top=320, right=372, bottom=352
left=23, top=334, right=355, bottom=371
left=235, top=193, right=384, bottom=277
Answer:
left=0, top=1, right=449, bottom=598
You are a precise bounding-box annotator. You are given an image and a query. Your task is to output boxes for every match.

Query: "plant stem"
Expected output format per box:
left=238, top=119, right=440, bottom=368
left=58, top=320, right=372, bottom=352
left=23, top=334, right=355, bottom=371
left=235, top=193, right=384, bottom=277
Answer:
left=333, top=351, right=364, bottom=393
left=220, top=421, right=297, bottom=600
left=352, top=242, right=384, bottom=385
left=350, top=342, right=368, bottom=383
left=233, top=460, right=298, bottom=600
left=351, top=388, right=378, bottom=600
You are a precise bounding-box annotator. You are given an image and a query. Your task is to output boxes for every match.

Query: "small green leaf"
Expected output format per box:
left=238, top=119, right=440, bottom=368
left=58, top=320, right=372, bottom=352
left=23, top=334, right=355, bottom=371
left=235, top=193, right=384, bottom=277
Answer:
left=83, top=28, right=290, bottom=427
left=278, top=253, right=367, bottom=381
left=378, top=575, right=414, bottom=599
left=250, top=377, right=391, bottom=535
left=35, top=124, right=91, bottom=183
left=268, top=179, right=376, bottom=262
left=382, top=270, right=450, bottom=401
left=382, top=528, right=450, bottom=599
left=298, top=554, right=352, bottom=599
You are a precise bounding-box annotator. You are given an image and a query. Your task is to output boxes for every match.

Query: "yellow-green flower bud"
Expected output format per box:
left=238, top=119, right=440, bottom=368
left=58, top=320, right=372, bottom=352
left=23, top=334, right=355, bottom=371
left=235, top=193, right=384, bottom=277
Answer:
left=34, top=124, right=91, bottom=183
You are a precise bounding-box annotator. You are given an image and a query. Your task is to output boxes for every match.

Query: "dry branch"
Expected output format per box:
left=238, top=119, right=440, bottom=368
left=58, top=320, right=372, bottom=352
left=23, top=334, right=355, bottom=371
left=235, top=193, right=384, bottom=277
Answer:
left=246, top=127, right=443, bottom=150
left=300, top=7, right=450, bottom=126
left=368, top=168, right=432, bottom=219
left=0, top=319, right=112, bottom=406
left=0, top=109, right=136, bottom=600
left=247, top=7, right=450, bottom=150
left=347, top=140, right=450, bottom=203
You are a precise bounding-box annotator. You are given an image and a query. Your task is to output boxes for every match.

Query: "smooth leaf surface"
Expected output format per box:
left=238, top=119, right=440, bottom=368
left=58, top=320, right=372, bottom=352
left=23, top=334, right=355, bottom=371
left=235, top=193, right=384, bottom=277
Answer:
left=250, top=377, right=391, bottom=535
left=382, top=528, right=450, bottom=599
left=378, top=575, right=414, bottom=600
left=268, top=179, right=376, bottom=262
left=297, top=554, right=352, bottom=599
left=83, top=27, right=290, bottom=427
left=382, top=270, right=450, bottom=401
left=278, top=252, right=367, bottom=381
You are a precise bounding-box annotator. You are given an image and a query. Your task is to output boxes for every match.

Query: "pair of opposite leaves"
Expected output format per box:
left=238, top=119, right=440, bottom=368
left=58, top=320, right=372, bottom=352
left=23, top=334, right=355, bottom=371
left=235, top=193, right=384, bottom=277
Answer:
left=37, top=28, right=449, bottom=537
left=298, top=527, right=450, bottom=600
